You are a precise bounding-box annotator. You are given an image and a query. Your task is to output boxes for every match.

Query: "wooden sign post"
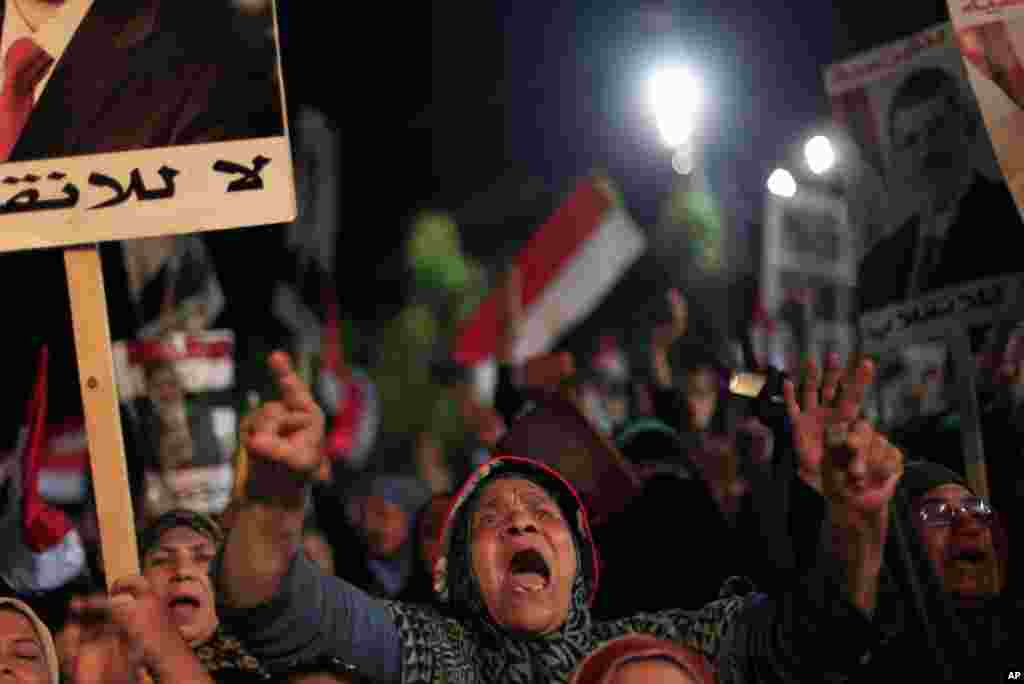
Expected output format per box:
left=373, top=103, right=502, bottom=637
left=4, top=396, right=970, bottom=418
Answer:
left=65, top=245, right=140, bottom=582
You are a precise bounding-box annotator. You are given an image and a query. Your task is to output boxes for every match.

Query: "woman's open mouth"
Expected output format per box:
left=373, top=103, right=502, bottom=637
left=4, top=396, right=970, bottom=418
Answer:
left=508, top=549, right=551, bottom=593
left=167, top=594, right=202, bottom=622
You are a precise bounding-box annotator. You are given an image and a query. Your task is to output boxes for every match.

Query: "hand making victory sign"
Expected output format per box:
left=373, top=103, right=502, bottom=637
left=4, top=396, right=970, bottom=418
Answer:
left=783, top=353, right=904, bottom=614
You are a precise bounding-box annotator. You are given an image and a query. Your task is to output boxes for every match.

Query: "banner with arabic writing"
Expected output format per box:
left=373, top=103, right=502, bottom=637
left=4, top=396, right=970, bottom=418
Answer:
left=0, top=0, right=293, bottom=251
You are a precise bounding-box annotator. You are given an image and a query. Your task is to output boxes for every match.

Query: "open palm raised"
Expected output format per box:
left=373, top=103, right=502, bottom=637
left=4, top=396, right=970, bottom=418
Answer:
left=783, top=354, right=903, bottom=536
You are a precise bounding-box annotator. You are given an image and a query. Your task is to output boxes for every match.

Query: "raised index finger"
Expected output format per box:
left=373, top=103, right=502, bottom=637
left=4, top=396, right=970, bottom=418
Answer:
left=268, top=351, right=316, bottom=411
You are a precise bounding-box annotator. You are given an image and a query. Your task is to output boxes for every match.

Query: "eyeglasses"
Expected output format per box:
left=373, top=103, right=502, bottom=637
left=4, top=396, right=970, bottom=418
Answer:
left=916, top=496, right=995, bottom=528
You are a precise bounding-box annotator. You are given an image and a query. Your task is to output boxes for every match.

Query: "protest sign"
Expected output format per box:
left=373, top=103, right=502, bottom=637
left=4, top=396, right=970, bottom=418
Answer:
left=0, top=0, right=294, bottom=584
left=825, top=23, right=1022, bottom=316
left=825, top=22, right=1024, bottom=499
left=761, top=185, right=857, bottom=372
left=948, top=0, right=1024, bottom=212
left=0, top=0, right=292, bottom=250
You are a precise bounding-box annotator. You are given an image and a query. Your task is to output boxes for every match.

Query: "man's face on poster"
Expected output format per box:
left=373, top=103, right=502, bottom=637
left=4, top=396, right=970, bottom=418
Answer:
left=891, top=85, right=971, bottom=201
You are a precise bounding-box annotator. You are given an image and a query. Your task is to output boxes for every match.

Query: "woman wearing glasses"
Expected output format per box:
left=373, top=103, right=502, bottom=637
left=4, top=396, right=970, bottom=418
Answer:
left=904, top=462, right=1005, bottom=604
left=898, top=461, right=1018, bottom=679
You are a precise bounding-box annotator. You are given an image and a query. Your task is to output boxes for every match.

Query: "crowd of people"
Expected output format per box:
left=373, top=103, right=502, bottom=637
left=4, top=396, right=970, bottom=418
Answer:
left=0, top=270, right=1018, bottom=684
left=0, top=0, right=1013, bottom=681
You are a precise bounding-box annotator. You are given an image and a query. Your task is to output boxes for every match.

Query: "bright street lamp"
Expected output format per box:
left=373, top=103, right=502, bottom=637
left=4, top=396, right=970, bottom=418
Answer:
left=649, top=65, right=702, bottom=148
left=767, top=168, right=797, bottom=198
left=671, top=142, right=695, bottom=175
left=804, top=135, right=836, bottom=175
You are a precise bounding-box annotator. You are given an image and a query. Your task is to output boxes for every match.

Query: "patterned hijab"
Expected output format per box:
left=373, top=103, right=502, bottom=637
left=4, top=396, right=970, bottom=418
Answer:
left=195, top=625, right=270, bottom=680
left=388, top=455, right=748, bottom=684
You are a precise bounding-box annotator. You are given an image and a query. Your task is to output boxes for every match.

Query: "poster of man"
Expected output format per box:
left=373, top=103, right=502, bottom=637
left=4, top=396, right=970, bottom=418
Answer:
left=825, top=23, right=1024, bottom=316
left=0, top=0, right=291, bottom=247
left=0, top=0, right=292, bottom=469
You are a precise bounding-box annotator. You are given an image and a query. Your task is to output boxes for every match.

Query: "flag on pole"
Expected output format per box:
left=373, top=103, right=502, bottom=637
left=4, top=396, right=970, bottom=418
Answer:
left=37, top=418, right=89, bottom=506
left=0, top=347, right=86, bottom=594
left=454, top=178, right=647, bottom=368
left=318, top=282, right=379, bottom=471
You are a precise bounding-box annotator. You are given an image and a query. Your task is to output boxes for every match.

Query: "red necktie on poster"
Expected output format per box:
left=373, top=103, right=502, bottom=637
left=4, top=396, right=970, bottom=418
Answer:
left=0, top=37, right=53, bottom=162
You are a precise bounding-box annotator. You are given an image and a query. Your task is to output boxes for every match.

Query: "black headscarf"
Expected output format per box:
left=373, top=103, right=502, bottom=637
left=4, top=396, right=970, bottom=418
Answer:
left=900, top=460, right=969, bottom=502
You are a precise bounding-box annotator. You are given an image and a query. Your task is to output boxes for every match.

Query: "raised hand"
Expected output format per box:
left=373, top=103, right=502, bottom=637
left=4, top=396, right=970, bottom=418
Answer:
left=784, top=354, right=903, bottom=614
left=650, top=288, right=688, bottom=352
left=820, top=418, right=903, bottom=537
left=243, top=351, right=328, bottom=500
left=59, top=576, right=184, bottom=684
left=106, top=576, right=190, bottom=671
left=782, top=352, right=862, bottom=492
left=650, top=289, right=687, bottom=388
left=62, top=575, right=214, bottom=684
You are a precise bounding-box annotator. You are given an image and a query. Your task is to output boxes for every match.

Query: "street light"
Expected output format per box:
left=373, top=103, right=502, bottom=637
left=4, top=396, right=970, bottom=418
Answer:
left=672, top=142, right=695, bottom=175
left=767, top=168, right=797, bottom=198
left=649, top=64, right=702, bottom=149
left=804, top=135, right=836, bottom=175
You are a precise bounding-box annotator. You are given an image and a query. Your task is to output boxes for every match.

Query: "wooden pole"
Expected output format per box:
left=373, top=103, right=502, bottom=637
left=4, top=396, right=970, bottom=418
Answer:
left=64, top=244, right=139, bottom=586
left=948, top=325, right=990, bottom=501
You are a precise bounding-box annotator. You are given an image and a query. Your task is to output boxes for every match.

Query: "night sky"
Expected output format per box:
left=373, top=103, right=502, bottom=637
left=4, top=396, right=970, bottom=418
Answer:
left=268, top=1, right=954, bottom=356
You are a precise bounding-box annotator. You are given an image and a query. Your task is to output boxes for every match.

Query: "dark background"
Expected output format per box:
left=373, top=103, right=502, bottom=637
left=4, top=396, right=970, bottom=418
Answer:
left=221, top=1, right=956, bottom=366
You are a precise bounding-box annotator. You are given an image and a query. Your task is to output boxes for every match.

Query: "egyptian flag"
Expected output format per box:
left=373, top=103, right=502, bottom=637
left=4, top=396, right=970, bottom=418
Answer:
left=318, top=285, right=379, bottom=471
left=0, top=347, right=86, bottom=594
left=454, top=177, right=646, bottom=375
left=36, top=418, right=89, bottom=506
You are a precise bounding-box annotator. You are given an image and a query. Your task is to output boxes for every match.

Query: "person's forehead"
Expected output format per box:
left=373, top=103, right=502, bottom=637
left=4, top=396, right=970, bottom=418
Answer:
left=0, top=609, right=37, bottom=640
left=614, top=656, right=693, bottom=681
left=479, top=477, right=553, bottom=506
left=154, top=525, right=215, bottom=549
